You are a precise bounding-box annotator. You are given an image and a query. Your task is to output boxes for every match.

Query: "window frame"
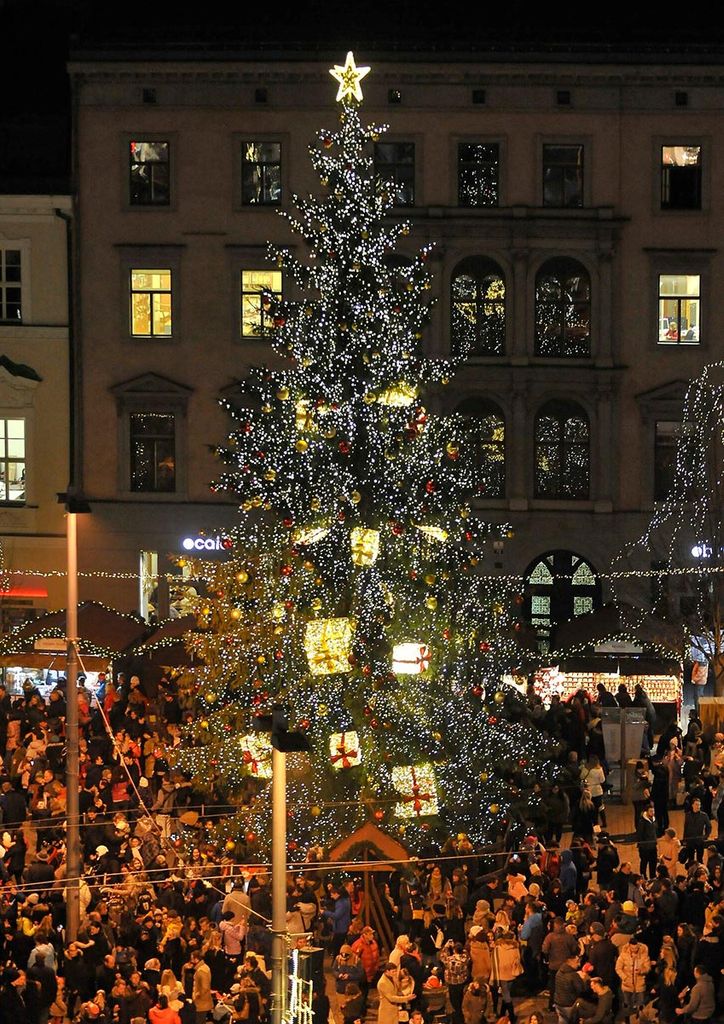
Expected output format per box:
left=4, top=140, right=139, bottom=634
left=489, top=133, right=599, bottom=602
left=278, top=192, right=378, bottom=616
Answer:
left=653, top=419, right=681, bottom=502
left=111, top=373, right=191, bottom=501
left=241, top=140, right=282, bottom=207
left=129, top=268, right=174, bottom=339
left=456, top=140, right=501, bottom=208
left=656, top=272, right=701, bottom=347
left=0, top=248, right=23, bottom=324
left=455, top=397, right=506, bottom=499
left=537, top=136, right=591, bottom=208
left=118, top=248, right=183, bottom=344
left=450, top=256, right=507, bottom=357
left=534, top=257, right=592, bottom=359
left=533, top=399, right=591, bottom=500
left=373, top=137, right=418, bottom=208
left=0, top=416, right=26, bottom=505
left=129, top=411, right=177, bottom=494
left=233, top=133, right=288, bottom=212
left=654, top=136, right=709, bottom=215
left=122, top=134, right=178, bottom=212
left=239, top=268, right=283, bottom=340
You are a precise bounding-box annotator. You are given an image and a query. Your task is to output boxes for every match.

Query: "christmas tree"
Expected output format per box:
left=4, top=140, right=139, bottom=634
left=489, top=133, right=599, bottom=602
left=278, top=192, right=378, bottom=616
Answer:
left=176, top=54, right=554, bottom=855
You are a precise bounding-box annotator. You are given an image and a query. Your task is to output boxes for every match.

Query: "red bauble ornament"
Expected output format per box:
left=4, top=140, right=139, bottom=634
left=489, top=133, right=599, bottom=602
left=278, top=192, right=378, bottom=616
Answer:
left=514, top=622, right=522, bottom=631
left=210, top=758, right=218, bottom=766
left=243, top=423, right=252, bottom=434
left=288, top=840, right=298, bottom=851
left=273, top=316, right=286, bottom=328
left=363, top=705, right=372, bottom=716
left=374, top=809, right=385, bottom=822
left=339, top=441, right=351, bottom=454
left=284, top=600, right=295, bottom=610
left=519, top=758, right=528, bottom=767
left=283, top=518, right=294, bottom=529
left=221, top=537, right=234, bottom=549
left=479, top=641, right=491, bottom=652
left=471, top=685, right=483, bottom=697
left=514, top=594, right=524, bottom=605
left=274, top=650, right=284, bottom=661
left=425, top=480, right=436, bottom=494
left=390, top=521, right=404, bottom=536
left=362, top=664, right=372, bottom=676
left=252, top=694, right=263, bottom=706
left=322, top=136, right=333, bottom=148
left=442, top=628, right=451, bottom=640
left=246, top=832, right=257, bottom=843
left=299, top=718, right=310, bottom=730
left=369, top=718, right=380, bottom=729
left=465, top=531, right=473, bottom=542
left=393, top=305, right=401, bottom=314
left=280, top=564, right=294, bottom=577
left=488, top=715, right=498, bottom=725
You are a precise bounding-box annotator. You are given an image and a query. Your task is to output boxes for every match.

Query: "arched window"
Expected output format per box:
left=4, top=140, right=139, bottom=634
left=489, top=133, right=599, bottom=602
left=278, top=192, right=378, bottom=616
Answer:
left=451, top=257, right=505, bottom=356
left=535, top=258, right=591, bottom=357
left=456, top=398, right=505, bottom=498
left=534, top=400, right=590, bottom=499
left=524, top=549, right=601, bottom=652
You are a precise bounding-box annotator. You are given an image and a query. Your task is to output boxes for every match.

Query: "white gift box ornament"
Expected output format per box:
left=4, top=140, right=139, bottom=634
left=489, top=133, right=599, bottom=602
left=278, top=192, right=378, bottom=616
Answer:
left=392, top=642, right=431, bottom=675
left=329, top=731, right=361, bottom=769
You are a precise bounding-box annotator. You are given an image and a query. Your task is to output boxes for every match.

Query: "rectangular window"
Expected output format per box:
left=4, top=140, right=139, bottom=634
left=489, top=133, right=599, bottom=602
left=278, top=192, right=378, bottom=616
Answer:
left=129, top=140, right=170, bottom=206
left=658, top=274, right=700, bottom=344
left=241, top=269, right=282, bottom=338
left=242, top=141, right=282, bottom=205
left=458, top=143, right=499, bottom=207
left=654, top=420, right=680, bottom=500
left=130, top=413, right=176, bottom=492
left=130, top=269, right=172, bottom=337
left=0, top=418, right=25, bottom=503
left=0, top=250, right=22, bottom=322
left=542, top=144, right=584, bottom=208
left=374, top=142, right=415, bottom=206
left=661, top=145, right=702, bottom=210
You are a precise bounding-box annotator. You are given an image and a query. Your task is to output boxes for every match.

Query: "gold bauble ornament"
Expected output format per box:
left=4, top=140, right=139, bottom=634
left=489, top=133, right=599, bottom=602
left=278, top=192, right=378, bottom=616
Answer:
left=263, top=469, right=276, bottom=481
left=425, top=595, right=438, bottom=610
left=230, top=608, right=242, bottom=621
left=276, top=387, right=290, bottom=401
left=237, top=570, right=249, bottom=583
left=310, top=805, right=322, bottom=817
left=295, top=439, right=309, bottom=453
left=318, top=703, right=329, bottom=717
left=225, top=840, right=236, bottom=851
left=311, top=598, right=322, bottom=611
left=479, top=771, right=489, bottom=782
left=432, top=731, right=442, bottom=742
left=262, top=403, right=272, bottom=414
left=205, top=692, right=217, bottom=703
left=351, top=491, right=362, bottom=505
left=424, top=573, right=436, bottom=586
left=310, top=497, right=321, bottom=511
left=494, top=691, right=505, bottom=703
left=363, top=392, right=377, bottom=405
left=489, top=804, right=499, bottom=814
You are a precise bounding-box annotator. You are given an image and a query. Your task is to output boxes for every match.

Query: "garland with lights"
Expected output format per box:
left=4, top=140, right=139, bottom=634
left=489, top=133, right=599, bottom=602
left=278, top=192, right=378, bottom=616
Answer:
left=169, top=54, right=560, bottom=855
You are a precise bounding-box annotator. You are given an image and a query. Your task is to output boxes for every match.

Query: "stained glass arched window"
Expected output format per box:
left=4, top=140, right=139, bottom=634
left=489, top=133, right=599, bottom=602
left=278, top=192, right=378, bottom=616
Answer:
left=534, top=400, right=590, bottom=499
left=535, top=258, right=591, bottom=357
left=524, top=550, right=601, bottom=652
left=451, top=257, right=506, bottom=356
left=456, top=397, right=506, bottom=498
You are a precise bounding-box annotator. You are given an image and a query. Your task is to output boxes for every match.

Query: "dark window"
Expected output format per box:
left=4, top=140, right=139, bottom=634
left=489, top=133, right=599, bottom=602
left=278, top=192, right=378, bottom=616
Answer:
left=242, top=142, right=281, bottom=205
left=142, top=88, right=157, bottom=105
left=524, top=550, right=601, bottom=652
left=472, top=89, right=486, bottom=105
left=0, top=250, right=21, bottom=322
left=654, top=420, right=681, bottom=500
left=130, top=413, right=176, bottom=492
left=457, top=143, right=499, bottom=207
left=255, top=88, right=268, bottom=104
left=374, top=142, right=415, bottom=207
left=661, top=145, right=702, bottom=210
left=542, top=144, right=584, bottom=208
left=456, top=398, right=506, bottom=498
left=556, top=90, right=571, bottom=106
left=451, top=257, right=505, bottom=356
left=129, top=141, right=170, bottom=206
left=534, top=400, right=590, bottom=499
left=388, top=89, right=402, bottom=104
left=535, top=258, right=591, bottom=357
left=675, top=91, right=689, bottom=107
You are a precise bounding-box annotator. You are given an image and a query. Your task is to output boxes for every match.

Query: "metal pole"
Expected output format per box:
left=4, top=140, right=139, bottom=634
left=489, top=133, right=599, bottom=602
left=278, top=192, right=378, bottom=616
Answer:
left=65, top=510, right=81, bottom=941
left=271, top=744, right=288, bottom=1024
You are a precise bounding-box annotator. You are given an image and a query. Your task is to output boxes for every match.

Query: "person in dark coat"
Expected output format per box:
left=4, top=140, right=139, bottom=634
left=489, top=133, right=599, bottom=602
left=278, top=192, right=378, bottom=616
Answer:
left=585, top=926, right=617, bottom=989
left=0, top=782, right=27, bottom=826
left=596, top=836, right=620, bottom=892
left=28, top=952, right=58, bottom=1021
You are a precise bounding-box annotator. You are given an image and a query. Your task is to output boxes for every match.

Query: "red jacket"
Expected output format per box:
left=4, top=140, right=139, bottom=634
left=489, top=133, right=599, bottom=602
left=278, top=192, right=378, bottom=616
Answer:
left=351, top=936, right=381, bottom=981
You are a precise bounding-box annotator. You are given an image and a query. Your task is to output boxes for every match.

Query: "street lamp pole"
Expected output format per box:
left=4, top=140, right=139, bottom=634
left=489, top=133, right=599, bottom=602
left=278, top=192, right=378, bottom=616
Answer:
left=271, top=743, right=287, bottom=1024
left=59, top=491, right=91, bottom=943
left=65, top=506, right=80, bottom=942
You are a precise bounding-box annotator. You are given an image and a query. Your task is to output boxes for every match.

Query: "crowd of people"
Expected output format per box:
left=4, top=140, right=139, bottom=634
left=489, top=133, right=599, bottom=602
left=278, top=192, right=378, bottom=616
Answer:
left=0, top=672, right=722, bottom=1024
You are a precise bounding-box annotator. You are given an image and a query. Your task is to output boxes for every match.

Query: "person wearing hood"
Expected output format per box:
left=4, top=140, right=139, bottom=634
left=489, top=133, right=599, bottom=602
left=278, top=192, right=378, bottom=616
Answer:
left=466, top=926, right=491, bottom=984
left=559, top=849, right=577, bottom=899
left=675, top=964, right=715, bottom=1021
left=471, top=900, right=494, bottom=932
left=615, top=937, right=651, bottom=1016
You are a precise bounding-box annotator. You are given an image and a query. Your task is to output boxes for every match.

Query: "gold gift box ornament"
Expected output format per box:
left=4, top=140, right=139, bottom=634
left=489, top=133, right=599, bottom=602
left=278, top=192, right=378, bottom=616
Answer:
left=392, top=642, right=431, bottom=675
left=392, top=763, right=439, bottom=818
left=239, top=733, right=273, bottom=778
left=329, top=730, right=362, bottom=769
left=350, top=527, right=380, bottom=566
left=304, top=617, right=355, bottom=676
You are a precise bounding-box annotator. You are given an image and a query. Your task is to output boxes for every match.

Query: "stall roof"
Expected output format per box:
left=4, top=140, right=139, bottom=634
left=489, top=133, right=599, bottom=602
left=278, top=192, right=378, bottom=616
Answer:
left=0, top=601, right=149, bottom=665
